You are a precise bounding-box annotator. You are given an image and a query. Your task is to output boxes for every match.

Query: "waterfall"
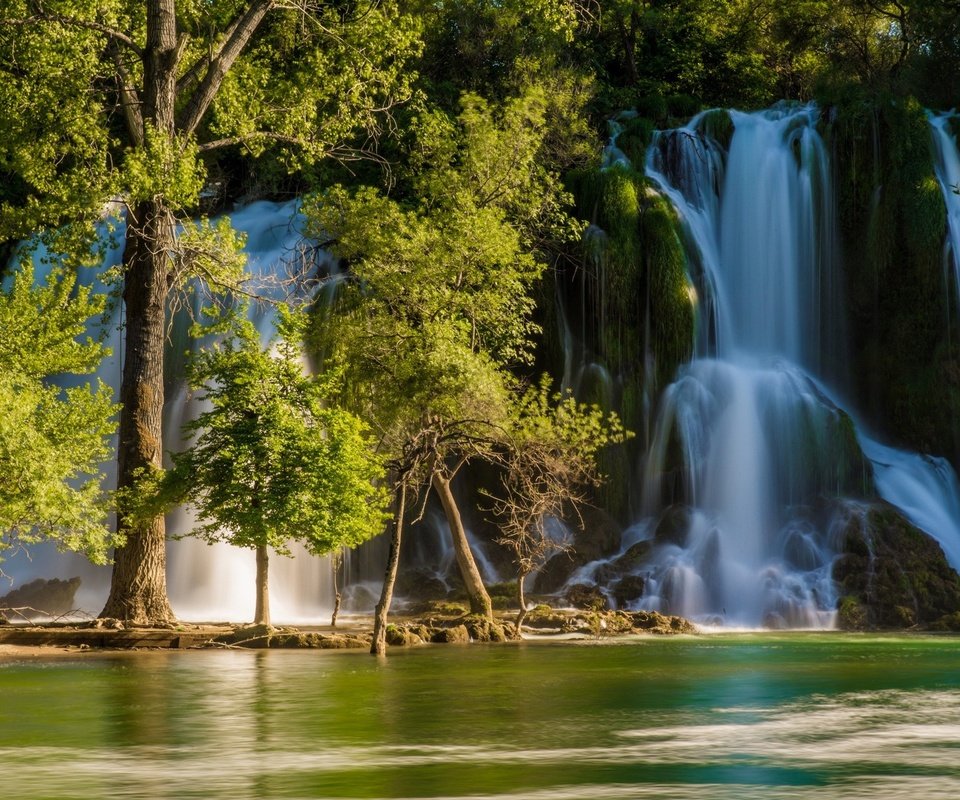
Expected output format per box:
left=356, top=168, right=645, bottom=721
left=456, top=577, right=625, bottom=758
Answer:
left=632, top=105, right=845, bottom=627
left=3, top=200, right=345, bottom=622
left=613, top=104, right=960, bottom=628
left=930, top=112, right=960, bottom=309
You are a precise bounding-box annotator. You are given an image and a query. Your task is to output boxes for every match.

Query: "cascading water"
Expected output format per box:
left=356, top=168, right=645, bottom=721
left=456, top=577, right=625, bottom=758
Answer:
left=597, top=103, right=960, bottom=628
left=930, top=112, right=960, bottom=307
left=631, top=105, right=847, bottom=627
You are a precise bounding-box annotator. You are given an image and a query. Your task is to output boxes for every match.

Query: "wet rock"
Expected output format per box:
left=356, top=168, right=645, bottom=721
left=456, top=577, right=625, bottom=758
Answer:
left=407, top=599, right=469, bottom=617
left=534, top=551, right=586, bottom=594
left=535, top=507, right=623, bottom=594
left=462, top=615, right=518, bottom=642
left=611, top=575, right=646, bottom=608
left=522, top=604, right=568, bottom=629
left=430, top=625, right=470, bottom=644
left=0, top=577, right=82, bottom=618
left=833, top=501, right=960, bottom=629
left=628, top=610, right=696, bottom=634
left=395, top=568, right=449, bottom=602
left=385, top=625, right=425, bottom=647
left=564, top=583, right=610, bottom=610
left=653, top=506, right=692, bottom=547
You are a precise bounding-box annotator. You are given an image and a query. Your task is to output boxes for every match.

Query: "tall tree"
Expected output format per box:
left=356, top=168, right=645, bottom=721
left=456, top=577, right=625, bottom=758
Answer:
left=0, top=1, right=420, bottom=622
left=306, top=85, right=584, bottom=645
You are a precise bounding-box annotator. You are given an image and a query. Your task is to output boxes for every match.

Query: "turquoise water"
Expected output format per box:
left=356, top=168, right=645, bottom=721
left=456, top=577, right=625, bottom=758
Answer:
left=3, top=634, right=960, bottom=799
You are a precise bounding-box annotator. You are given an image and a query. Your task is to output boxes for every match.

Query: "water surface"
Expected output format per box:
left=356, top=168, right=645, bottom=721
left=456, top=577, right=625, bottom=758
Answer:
left=4, top=634, right=960, bottom=799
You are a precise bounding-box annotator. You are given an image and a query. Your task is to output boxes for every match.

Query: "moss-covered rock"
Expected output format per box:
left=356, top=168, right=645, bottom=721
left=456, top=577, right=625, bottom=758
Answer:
left=564, top=583, right=610, bottom=610
left=832, top=501, right=960, bottom=629
left=429, top=624, right=470, bottom=644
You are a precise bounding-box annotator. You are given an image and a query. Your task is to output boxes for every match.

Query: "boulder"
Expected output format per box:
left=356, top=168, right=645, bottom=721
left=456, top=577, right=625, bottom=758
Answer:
left=385, top=625, right=425, bottom=647
left=833, top=501, right=960, bottom=629
left=611, top=575, right=646, bottom=608
left=564, top=583, right=610, bottom=610
left=0, top=577, right=82, bottom=618
left=430, top=625, right=470, bottom=644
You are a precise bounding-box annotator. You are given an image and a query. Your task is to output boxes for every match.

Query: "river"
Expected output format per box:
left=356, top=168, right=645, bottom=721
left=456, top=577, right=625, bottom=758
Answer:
left=3, top=635, right=960, bottom=799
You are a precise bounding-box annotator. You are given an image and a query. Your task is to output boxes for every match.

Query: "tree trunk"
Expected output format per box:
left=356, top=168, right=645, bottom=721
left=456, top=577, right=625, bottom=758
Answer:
left=371, top=483, right=408, bottom=656
left=331, top=551, right=342, bottom=628
left=101, top=0, right=179, bottom=624
left=516, top=571, right=528, bottom=630
left=432, top=474, right=493, bottom=619
left=254, top=543, right=270, bottom=626
left=100, top=201, right=176, bottom=624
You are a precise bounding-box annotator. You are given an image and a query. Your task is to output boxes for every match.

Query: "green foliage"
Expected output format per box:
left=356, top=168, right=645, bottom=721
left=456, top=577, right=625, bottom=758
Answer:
left=0, top=2, right=115, bottom=241
left=123, top=126, right=205, bottom=212
left=0, top=262, right=117, bottom=563
left=489, top=376, right=630, bottom=577
left=304, top=87, right=579, bottom=455
left=210, top=2, right=423, bottom=173
left=158, top=312, right=388, bottom=558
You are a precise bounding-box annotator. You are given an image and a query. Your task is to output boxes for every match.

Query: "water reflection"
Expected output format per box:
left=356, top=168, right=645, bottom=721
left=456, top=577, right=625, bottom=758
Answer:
left=2, top=637, right=960, bottom=799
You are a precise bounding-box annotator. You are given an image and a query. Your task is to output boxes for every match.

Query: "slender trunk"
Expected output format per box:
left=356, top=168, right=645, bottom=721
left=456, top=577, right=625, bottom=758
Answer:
left=100, top=201, right=175, bottom=624
left=254, top=543, right=270, bottom=626
left=516, top=571, right=528, bottom=630
left=432, top=474, right=493, bottom=619
left=371, top=483, right=408, bottom=656
left=331, top=552, right=342, bottom=628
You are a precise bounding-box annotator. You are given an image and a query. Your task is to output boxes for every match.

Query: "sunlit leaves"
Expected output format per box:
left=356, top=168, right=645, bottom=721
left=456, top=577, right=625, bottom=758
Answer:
left=0, top=264, right=118, bottom=563
left=166, top=313, right=389, bottom=557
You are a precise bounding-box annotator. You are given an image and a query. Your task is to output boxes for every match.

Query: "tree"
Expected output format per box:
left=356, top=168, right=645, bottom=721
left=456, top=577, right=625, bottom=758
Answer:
left=0, top=1, right=421, bottom=622
left=145, top=311, right=388, bottom=627
left=487, top=380, right=628, bottom=629
left=306, top=85, right=583, bottom=649
left=0, top=260, right=118, bottom=570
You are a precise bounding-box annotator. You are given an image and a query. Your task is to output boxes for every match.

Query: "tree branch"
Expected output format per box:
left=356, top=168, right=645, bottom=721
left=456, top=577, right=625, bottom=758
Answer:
left=177, top=0, right=276, bottom=137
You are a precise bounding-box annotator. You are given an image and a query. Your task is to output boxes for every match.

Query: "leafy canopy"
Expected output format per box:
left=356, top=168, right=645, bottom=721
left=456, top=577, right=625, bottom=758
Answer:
left=160, top=310, right=389, bottom=557
left=0, top=261, right=118, bottom=565
left=304, top=86, right=584, bottom=460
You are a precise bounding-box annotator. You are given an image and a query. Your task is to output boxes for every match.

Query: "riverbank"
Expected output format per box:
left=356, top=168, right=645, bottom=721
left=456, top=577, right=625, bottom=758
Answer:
left=0, top=607, right=697, bottom=654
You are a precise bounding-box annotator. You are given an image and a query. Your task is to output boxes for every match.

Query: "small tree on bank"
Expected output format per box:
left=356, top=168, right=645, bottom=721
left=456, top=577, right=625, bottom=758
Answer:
left=488, top=381, right=629, bottom=629
left=151, top=311, right=388, bottom=627
left=306, top=86, right=586, bottom=648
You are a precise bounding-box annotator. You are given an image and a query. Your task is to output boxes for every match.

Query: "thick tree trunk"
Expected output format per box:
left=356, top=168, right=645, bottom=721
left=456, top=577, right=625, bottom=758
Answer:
left=254, top=543, right=270, bottom=626
left=371, top=483, right=408, bottom=656
left=432, top=474, right=493, bottom=619
left=101, top=0, right=179, bottom=624
left=100, top=201, right=175, bottom=624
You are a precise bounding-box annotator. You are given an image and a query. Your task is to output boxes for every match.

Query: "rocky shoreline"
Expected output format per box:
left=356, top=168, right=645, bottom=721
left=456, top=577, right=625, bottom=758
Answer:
left=0, top=608, right=697, bottom=653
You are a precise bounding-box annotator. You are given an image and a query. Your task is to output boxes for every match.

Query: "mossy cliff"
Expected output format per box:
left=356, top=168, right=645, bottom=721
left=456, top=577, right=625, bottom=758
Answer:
left=554, top=161, right=694, bottom=521
left=824, top=93, right=958, bottom=460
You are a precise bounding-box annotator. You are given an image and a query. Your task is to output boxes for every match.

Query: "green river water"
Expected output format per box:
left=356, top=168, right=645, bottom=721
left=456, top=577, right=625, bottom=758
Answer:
left=3, top=634, right=960, bottom=799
